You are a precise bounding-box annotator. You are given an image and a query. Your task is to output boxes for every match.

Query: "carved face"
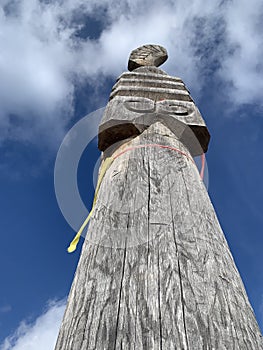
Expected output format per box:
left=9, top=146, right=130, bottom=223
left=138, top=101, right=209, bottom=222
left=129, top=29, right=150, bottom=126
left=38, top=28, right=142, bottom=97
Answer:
left=99, top=96, right=207, bottom=156
left=99, top=66, right=210, bottom=155
left=101, top=96, right=204, bottom=124
left=123, top=97, right=201, bottom=125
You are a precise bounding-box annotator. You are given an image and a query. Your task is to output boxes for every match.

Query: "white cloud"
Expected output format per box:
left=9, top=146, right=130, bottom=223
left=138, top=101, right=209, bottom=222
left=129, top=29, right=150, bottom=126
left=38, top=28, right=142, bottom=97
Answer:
left=219, top=0, right=263, bottom=105
left=0, top=0, right=262, bottom=146
left=0, top=299, right=66, bottom=350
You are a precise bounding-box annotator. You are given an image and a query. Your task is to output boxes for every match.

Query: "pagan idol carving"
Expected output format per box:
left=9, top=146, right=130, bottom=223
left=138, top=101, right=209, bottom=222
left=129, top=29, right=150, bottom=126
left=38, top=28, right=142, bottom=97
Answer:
left=99, top=44, right=210, bottom=156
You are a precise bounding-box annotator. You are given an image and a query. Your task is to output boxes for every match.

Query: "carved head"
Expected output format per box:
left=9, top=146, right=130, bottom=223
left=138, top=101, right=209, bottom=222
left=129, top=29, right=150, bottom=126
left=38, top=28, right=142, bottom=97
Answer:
left=99, top=45, right=210, bottom=156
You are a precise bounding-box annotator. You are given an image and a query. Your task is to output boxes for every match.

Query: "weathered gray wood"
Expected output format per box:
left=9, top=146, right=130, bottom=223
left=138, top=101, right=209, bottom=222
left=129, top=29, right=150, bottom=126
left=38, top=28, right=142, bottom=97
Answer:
left=56, top=45, right=262, bottom=349
left=128, top=44, right=168, bottom=71
left=55, top=122, right=263, bottom=349
left=98, top=67, right=210, bottom=154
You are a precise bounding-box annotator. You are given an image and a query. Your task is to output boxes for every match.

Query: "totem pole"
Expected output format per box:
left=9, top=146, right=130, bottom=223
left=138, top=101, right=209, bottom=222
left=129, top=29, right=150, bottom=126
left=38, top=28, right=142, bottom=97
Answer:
left=55, top=45, right=263, bottom=349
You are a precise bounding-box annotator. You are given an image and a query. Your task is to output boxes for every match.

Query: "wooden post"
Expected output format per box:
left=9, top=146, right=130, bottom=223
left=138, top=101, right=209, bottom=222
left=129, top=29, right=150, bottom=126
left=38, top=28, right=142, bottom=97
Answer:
left=55, top=45, right=263, bottom=349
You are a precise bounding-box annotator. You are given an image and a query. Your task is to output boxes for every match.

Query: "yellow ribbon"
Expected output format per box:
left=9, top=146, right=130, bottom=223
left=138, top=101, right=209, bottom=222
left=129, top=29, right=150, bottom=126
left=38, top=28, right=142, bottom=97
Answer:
left=67, top=156, right=114, bottom=253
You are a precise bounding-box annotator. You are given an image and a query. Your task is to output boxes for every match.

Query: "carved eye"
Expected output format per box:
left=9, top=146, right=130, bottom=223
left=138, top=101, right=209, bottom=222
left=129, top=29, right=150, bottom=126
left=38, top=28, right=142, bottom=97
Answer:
left=167, top=105, right=188, bottom=114
left=157, top=101, right=190, bottom=115
left=124, top=98, right=155, bottom=113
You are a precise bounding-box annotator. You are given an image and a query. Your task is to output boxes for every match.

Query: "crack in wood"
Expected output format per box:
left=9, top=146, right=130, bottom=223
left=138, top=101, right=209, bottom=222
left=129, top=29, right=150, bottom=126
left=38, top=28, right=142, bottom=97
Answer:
left=55, top=122, right=263, bottom=350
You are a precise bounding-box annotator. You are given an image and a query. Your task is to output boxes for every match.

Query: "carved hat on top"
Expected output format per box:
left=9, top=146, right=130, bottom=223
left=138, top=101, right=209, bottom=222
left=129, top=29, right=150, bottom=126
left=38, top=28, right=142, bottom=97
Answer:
left=128, top=44, right=168, bottom=71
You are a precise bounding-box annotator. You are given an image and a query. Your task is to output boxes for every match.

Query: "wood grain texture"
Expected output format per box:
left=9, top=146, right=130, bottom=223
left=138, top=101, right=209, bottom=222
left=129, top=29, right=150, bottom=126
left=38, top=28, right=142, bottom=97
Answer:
left=98, top=67, right=210, bottom=154
left=128, top=44, right=168, bottom=71
left=55, top=122, right=263, bottom=349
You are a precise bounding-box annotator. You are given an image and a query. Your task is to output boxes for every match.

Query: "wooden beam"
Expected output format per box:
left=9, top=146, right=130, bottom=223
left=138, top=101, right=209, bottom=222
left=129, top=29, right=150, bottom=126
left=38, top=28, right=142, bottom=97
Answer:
left=55, top=123, right=263, bottom=349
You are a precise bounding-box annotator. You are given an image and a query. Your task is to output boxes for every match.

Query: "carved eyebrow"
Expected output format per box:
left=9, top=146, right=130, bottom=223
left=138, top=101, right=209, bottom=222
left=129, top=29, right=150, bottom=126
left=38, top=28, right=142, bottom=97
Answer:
left=124, top=99, right=155, bottom=113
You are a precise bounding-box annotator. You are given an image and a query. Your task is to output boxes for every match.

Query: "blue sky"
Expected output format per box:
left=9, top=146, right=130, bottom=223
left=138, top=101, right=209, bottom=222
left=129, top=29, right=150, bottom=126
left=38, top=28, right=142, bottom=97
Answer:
left=0, top=0, right=263, bottom=348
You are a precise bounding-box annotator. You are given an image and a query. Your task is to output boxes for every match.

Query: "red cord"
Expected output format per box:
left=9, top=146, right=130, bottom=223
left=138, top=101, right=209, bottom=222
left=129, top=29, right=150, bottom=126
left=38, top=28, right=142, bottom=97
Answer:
left=113, top=144, right=194, bottom=163
left=113, top=143, right=205, bottom=179
left=200, top=153, right=205, bottom=180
